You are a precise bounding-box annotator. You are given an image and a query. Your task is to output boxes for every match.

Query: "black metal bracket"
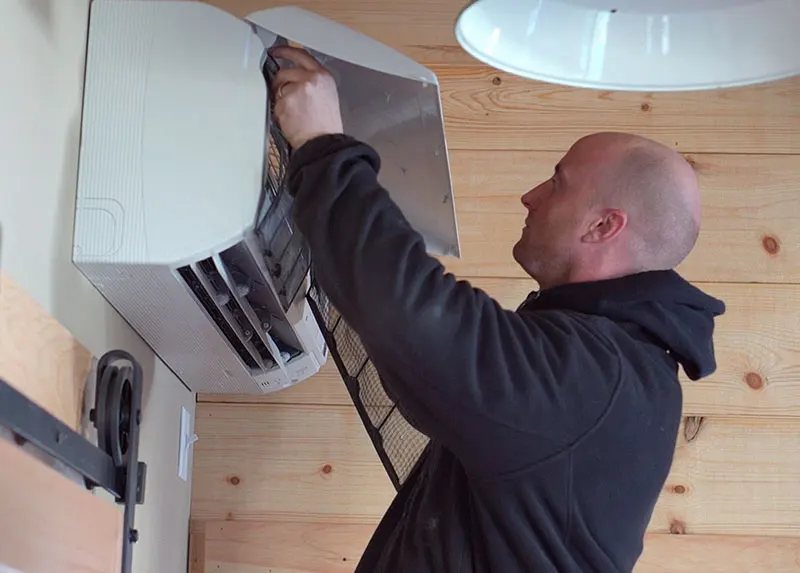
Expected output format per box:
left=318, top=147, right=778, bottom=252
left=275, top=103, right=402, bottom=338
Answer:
left=0, top=349, right=146, bottom=573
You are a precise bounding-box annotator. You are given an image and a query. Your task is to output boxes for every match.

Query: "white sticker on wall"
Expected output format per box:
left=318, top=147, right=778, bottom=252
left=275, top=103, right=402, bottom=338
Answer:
left=178, top=407, right=198, bottom=482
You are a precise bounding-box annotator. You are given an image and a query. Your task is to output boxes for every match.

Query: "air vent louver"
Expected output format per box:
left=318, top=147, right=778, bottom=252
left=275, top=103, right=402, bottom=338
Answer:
left=176, top=263, right=263, bottom=371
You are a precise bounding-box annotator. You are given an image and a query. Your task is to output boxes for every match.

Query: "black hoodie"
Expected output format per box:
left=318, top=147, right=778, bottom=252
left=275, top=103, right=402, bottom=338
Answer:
left=288, top=135, right=726, bottom=573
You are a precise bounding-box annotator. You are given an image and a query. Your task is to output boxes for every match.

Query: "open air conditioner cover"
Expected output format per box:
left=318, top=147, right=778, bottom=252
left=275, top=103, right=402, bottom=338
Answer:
left=74, top=1, right=461, bottom=488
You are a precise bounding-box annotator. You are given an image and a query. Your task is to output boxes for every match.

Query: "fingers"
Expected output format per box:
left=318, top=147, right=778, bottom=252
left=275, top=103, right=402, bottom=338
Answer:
left=274, top=67, right=311, bottom=86
left=272, top=67, right=312, bottom=98
left=269, top=45, right=323, bottom=72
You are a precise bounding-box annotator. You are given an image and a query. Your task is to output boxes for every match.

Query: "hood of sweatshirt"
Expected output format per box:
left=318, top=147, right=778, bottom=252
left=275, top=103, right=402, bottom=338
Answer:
left=519, top=270, right=726, bottom=380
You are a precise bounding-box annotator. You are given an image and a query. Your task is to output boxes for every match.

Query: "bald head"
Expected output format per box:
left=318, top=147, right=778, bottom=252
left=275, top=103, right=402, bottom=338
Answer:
left=574, top=132, right=701, bottom=272
left=514, top=132, right=701, bottom=289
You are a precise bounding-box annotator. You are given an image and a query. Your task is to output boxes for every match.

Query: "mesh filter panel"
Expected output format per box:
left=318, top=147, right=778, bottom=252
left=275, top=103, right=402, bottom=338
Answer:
left=379, top=406, right=429, bottom=485
left=307, top=283, right=429, bottom=490
left=257, top=44, right=428, bottom=490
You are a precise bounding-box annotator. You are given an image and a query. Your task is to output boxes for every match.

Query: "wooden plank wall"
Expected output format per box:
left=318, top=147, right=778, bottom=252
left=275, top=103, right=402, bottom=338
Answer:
left=191, top=1, right=800, bottom=571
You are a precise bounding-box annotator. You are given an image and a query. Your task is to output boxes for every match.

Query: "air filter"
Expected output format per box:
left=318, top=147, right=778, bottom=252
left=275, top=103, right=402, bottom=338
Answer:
left=264, top=50, right=430, bottom=489
left=306, top=284, right=430, bottom=488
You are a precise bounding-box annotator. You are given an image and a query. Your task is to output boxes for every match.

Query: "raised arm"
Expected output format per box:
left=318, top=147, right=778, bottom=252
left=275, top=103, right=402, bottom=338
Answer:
left=271, top=47, right=618, bottom=477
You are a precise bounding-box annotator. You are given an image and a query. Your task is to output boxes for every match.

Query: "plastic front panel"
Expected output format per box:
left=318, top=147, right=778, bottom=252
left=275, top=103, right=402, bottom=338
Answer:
left=248, top=7, right=461, bottom=257
left=75, top=0, right=265, bottom=265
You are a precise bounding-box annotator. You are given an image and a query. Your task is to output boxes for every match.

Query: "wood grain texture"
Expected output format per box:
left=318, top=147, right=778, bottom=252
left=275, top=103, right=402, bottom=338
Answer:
left=652, top=416, right=800, bottom=537
left=191, top=403, right=395, bottom=522
left=201, top=1, right=800, bottom=154
left=0, top=273, right=92, bottom=430
left=202, top=519, right=374, bottom=573
left=192, top=403, right=800, bottom=535
left=0, top=439, right=123, bottom=573
left=433, top=66, right=800, bottom=153
left=636, top=533, right=800, bottom=572
left=189, top=520, right=207, bottom=573
left=200, top=0, right=468, bottom=63
left=679, top=282, right=800, bottom=418
left=201, top=280, right=800, bottom=419
left=442, top=151, right=800, bottom=282
left=192, top=519, right=800, bottom=573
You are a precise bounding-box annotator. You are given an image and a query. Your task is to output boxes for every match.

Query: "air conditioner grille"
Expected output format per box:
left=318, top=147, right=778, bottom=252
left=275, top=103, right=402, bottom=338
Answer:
left=176, top=264, right=259, bottom=371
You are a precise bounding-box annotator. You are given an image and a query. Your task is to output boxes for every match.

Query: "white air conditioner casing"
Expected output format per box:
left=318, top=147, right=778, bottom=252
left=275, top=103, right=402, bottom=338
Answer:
left=74, top=1, right=460, bottom=394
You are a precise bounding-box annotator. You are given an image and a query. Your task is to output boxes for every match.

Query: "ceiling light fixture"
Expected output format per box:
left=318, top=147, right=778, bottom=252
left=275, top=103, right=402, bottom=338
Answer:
left=454, top=0, right=800, bottom=91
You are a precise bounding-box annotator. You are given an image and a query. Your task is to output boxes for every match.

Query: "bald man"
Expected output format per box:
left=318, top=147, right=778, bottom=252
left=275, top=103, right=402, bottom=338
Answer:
left=514, top=132, right=703, bottom=290
left=272, top=46, right=725, bottom=573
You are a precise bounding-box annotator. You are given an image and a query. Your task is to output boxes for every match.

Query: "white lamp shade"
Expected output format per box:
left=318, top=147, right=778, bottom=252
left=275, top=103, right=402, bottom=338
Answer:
left=455, top=0, right=800, bottom=91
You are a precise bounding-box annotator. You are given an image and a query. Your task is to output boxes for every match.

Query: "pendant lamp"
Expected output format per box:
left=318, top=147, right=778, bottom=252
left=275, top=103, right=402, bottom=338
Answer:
left=454, top=0, right=800, bottom=91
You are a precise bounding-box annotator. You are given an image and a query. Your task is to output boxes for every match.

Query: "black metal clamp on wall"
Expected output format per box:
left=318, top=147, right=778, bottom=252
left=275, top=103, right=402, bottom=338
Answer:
left=0, top=349, right=146, bottom=573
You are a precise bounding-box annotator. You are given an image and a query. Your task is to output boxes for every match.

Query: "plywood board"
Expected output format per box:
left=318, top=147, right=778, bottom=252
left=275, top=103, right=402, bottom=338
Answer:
left=192, top=404, right=800, bottom=536
left=442, top=151, right=800, bottom=282
left=0, top=438, right=123, bottom=573
left=191, top=519, right=800, bottom=573
left=201, top=281, right=800, bottom=419
left=0, top=273, right=92, bottom=430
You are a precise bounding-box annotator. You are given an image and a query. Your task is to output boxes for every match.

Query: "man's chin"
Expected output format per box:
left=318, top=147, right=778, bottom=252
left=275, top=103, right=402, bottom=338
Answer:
left=513, top=241, right=543, bottom=279
left=512, top=240, right=524, bottom=265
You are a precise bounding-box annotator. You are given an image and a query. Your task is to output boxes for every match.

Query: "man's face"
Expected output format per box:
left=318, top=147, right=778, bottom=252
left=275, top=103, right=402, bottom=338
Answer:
left=512, top=148, right=593, bottom=287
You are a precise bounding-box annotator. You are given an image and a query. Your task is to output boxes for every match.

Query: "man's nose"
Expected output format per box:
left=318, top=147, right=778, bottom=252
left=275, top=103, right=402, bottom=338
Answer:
left=521, top=188, right=540, bottom=211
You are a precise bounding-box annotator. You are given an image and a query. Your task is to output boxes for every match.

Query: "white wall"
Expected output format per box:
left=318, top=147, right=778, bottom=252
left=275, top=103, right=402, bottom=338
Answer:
left=0, top=2, right=194, bottom=572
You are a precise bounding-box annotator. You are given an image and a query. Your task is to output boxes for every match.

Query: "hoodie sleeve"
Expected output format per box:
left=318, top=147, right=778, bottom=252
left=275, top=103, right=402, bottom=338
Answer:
left=288, top=135, right=619, bottom=477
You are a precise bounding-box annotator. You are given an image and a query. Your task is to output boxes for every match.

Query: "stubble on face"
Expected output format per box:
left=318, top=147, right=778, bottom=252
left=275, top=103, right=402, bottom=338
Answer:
left=513, top=159, right=589, bottom=288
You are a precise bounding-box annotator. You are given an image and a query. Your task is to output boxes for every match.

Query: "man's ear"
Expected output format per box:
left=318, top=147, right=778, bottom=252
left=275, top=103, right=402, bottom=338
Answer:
left=581, top=209, right=628, bottom=243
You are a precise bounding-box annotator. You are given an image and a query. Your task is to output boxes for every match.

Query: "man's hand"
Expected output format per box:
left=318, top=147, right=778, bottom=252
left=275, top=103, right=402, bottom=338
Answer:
left=270, top=46, right=344, bottom=150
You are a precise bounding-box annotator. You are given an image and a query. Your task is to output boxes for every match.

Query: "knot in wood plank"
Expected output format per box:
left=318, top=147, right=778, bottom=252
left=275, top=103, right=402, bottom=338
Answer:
left=762, top=235, right=780, bottom=255
left=744, top=371, right=766, bottom=390
left=669, top=520, right=687, bottom=535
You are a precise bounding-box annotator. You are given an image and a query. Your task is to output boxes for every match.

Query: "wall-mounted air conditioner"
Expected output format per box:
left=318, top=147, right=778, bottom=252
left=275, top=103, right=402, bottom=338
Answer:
left=73, top=1, right=460, bottom=398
